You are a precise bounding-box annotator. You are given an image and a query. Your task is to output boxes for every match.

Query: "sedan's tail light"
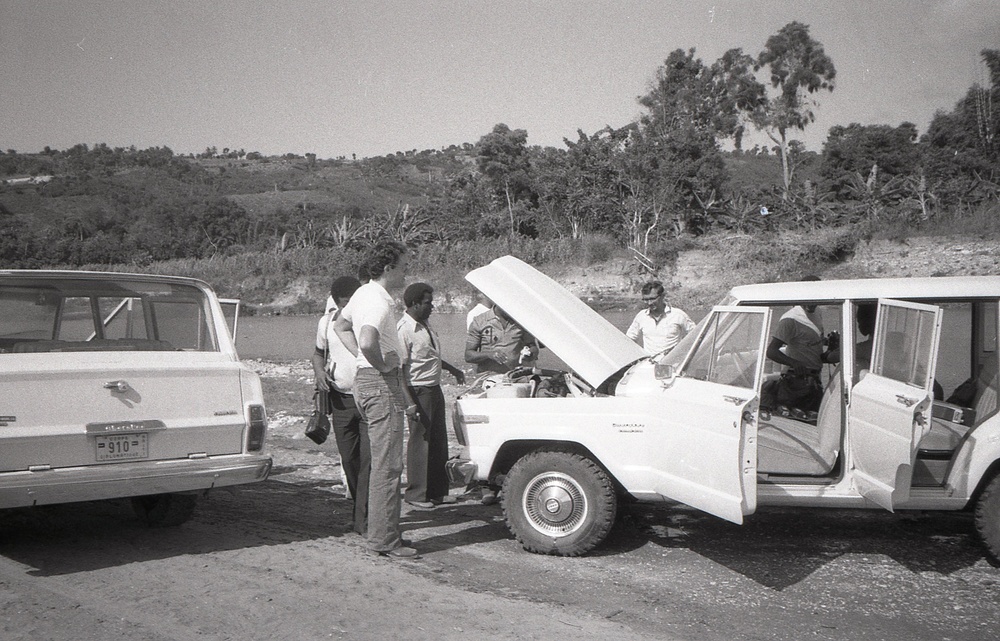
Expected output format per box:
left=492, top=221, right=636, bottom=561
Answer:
left=247, top=404, right=267, bottom=452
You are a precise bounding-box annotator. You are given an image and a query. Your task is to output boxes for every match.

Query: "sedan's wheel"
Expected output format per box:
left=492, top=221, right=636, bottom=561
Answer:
left=975, top=473, right=1000, bottom=564
left=502, top=449, right=616, bottom=556
left=131, top=493, right=198, bottom=527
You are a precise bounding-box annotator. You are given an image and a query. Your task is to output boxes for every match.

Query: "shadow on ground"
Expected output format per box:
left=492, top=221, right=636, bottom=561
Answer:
left=610, top=502, right=987, bottom=589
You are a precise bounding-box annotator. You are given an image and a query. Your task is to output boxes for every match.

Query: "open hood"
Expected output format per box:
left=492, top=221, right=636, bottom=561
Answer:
left=466, top=256, right=648, bottom=388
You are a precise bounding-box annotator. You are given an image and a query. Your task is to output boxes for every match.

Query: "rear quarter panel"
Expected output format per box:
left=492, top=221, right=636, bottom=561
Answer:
left=947, top=414, right=1000, bottom=499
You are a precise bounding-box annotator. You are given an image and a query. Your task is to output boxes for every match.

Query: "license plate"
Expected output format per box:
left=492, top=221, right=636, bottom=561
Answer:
left=95, top=433, right=148, bottom=461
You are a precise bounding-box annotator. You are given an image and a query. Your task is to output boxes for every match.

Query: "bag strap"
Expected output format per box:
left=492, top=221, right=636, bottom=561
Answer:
left=320, top=312, right=333, bottom=374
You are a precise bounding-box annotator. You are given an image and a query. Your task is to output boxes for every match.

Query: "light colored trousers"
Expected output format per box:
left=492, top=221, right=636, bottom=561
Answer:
left=353, top=367, right=406, bottom=553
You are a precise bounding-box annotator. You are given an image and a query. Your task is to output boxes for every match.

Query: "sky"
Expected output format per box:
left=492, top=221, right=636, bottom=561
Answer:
left=2, top=1, right=998, bottom=160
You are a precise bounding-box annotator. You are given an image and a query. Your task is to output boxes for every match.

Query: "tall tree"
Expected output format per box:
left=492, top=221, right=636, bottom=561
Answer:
left=820, top=123, right=921, bottom=197
left=922, top=49, right=1000, bottom=212
left=634, top=48, right=756, bottom=236
left=753, top=22, right=836, bottom=197
left=556, top=128, right=630, bottom=239
left=475, top=124, right=535, bottom=237
left=972, top=49, right=999, bottom=158
left=638, top=48, right=764, bottom=145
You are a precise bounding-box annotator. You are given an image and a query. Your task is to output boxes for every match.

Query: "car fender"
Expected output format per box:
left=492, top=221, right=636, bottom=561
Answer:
left=459, top=396, right=650, bottom=487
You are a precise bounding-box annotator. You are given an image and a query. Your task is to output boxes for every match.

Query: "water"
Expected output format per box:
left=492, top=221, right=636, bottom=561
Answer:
left=234, top=306, right=970, bottom=396
left=235, top=311, right=638, bottom=366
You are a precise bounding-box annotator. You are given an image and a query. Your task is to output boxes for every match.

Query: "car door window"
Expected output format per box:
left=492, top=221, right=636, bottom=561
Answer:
left=874, top=304, right=938, bottom=388
left=934, top=300, right=1000, bottom=427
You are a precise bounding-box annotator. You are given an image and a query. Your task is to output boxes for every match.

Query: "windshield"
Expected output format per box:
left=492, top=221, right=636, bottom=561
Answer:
left=657, top=313, right=712, bottom=370
left=657, top=295, right=737, bottom=370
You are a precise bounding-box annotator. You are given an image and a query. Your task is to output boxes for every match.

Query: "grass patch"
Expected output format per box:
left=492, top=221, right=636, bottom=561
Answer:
left=872, top=202, right=1000, bottom=242
left=706, top=226, right=865, bottom=284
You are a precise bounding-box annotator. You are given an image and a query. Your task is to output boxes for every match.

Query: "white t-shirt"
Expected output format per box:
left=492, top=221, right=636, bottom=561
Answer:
left=315, top=311, right=357, bottom=393
left=774, top=306, right=825, bottom=371
left=626, top=307, right=696, bottom=355
left=340, top=281, right=402, bottom=370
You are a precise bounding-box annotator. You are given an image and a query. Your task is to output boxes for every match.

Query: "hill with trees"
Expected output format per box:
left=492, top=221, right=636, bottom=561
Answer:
left=1, top=24, right=997, bottom=311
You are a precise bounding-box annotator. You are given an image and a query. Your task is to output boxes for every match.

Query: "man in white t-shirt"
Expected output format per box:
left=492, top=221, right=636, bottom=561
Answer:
left=311, top=275, right=368, bottom=536
left=626, top=280, right=695, bottom=355
left=334, top=241, right=418, bottom=559
left=764, top=276, right=837, bottom=415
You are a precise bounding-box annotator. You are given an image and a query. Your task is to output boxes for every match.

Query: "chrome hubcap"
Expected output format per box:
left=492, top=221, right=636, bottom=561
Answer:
left=522, top=472, right=587, bottom=537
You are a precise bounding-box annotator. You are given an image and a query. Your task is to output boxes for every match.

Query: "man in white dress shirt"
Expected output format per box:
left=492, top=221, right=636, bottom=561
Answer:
left=626, top=280, right=695, bottom=355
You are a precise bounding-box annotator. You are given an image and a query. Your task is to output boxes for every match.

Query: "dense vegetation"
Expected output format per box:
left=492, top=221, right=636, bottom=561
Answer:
left=1, top=24, right=997, bottom=306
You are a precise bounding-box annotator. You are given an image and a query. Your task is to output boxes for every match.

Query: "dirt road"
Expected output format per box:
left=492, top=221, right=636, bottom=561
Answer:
left=2, top=472, right=998, bottom=641
left=2, top=363, right=998, bottom=640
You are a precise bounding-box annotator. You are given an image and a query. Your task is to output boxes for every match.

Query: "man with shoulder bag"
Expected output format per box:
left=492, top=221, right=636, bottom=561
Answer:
left=311, top=275, right=369, bottom=536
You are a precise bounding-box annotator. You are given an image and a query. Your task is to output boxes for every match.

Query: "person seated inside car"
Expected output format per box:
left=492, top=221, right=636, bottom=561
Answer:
left=854, top=303, right=876, bottom=372
left=763, top=280, right=839, bottom=421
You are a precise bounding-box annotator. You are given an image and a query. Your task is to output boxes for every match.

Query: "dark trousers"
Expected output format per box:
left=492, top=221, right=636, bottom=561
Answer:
left=330, top=390, right=370, bottom=535
left=405, top=384, right=450, bottom=502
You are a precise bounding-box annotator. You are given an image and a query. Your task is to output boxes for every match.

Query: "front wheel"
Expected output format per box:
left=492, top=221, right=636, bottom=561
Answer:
left=975, top=473, right=1000, bottom=564
left=502, top=449, right=617, bottom=556
left=131, top=493, right=198, bottom=527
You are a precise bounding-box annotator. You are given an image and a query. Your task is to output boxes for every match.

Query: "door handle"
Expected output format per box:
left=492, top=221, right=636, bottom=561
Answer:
left=104, top=380, right=129, bottom=393
left=896, top=395, right=917, bottom=408
left=723, top=395, right=747, bottom=405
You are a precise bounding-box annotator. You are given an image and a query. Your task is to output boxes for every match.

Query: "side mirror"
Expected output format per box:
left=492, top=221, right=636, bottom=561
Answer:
left=654, top=362, right=677, bottom=381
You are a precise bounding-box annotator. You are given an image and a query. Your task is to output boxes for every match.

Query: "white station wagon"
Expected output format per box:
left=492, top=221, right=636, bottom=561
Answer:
left=453, top=256, right=1000, bottom=560
left=0, top=270, right=271, bottom=525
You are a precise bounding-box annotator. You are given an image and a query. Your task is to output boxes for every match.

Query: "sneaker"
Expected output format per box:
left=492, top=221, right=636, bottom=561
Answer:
left=378, top=546, right=420, bottom=559
left=431, top=495, right=457, bottom=505
left=480, top=489, right=497, bottom=506
left=405, top=500, right=435, bottom=509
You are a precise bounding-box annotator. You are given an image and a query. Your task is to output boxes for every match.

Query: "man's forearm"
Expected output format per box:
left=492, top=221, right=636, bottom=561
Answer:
left=311, top=351, right=328, bottom=388
left=359, top=343, right=388, bottom=371
left=465, top=349, right=491, bottom=366
left=332, top=315, right=358, bottom=355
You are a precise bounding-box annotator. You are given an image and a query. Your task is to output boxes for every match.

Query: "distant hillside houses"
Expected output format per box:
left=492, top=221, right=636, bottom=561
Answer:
left=3, top=175, right=54, bottom=185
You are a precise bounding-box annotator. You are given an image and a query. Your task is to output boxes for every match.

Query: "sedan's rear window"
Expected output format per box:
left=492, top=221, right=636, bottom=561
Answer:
left=0, top=277, right=219, bottom=353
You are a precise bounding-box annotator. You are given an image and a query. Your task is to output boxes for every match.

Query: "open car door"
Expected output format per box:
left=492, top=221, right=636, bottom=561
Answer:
left=648, top=306, right=771, bottom=523
left=849, top=298, right=942, bottom=510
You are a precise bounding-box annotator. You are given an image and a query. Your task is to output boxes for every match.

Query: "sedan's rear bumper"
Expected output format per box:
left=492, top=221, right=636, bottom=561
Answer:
left=0, top=453, right=272, bottom=509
